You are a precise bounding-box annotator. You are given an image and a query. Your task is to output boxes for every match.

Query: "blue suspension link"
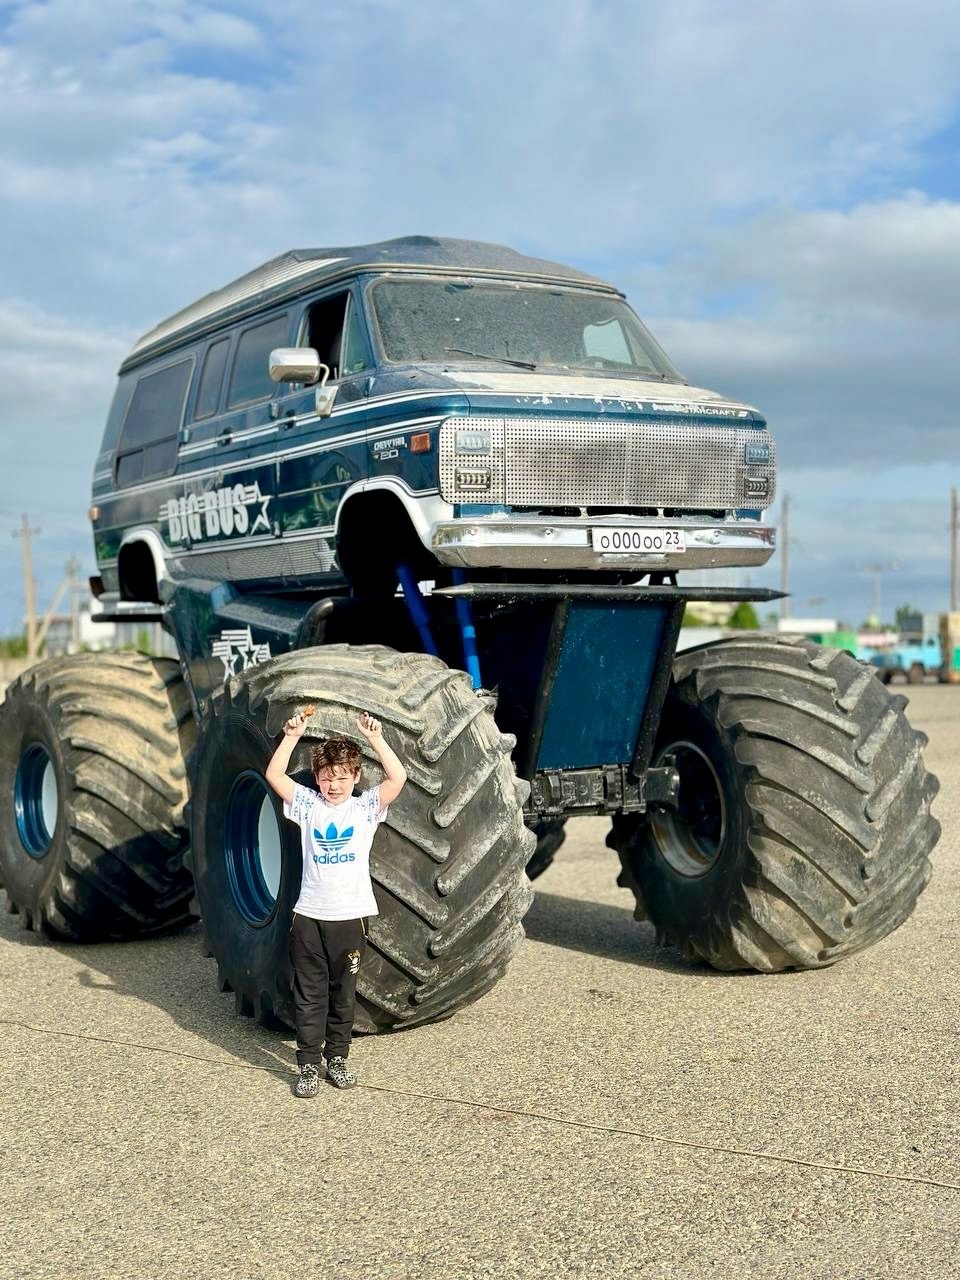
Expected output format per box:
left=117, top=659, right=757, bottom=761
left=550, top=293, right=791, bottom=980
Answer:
left=451, top=569, right=482, bottom=690
left=396, top=564, right=439, bottom=656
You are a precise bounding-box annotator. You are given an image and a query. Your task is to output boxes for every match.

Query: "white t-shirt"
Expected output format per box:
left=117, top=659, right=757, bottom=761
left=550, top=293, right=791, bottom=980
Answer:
left=282, top=782, right=388, bottom=921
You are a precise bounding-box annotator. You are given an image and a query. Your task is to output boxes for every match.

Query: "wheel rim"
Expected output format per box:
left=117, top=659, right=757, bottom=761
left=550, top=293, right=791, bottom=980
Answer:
left=649, top=740, right=725, bottom=878
left=15, top=742, right=60, bottom=858
left=224, top=772, right=283, bottom=924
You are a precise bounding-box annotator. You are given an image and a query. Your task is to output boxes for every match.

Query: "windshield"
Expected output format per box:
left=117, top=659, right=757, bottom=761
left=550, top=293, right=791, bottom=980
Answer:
left=369, top=279, right=681, bottom=379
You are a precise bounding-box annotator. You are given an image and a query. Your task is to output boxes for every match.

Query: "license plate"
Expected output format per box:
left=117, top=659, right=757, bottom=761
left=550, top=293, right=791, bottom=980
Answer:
left=591, top=528, right=686, bottom=554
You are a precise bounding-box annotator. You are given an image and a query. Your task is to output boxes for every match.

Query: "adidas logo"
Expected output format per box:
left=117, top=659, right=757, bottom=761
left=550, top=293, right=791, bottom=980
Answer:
left=312, top=822, right=356, bottom=864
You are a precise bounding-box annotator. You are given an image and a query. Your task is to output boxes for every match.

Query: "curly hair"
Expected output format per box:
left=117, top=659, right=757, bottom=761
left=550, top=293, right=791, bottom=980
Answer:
left=310, top=737, right=362, bottom=777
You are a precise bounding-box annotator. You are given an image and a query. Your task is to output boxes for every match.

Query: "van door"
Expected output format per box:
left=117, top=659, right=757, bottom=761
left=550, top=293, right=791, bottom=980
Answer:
left=274, top=287, right=374, bottom=582
left=177, top=312, right=289, bottom=584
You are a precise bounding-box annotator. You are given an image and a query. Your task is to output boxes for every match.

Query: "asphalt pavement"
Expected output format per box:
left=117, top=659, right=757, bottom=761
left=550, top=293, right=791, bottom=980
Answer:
left=2, top=685, right=959, bottom=1279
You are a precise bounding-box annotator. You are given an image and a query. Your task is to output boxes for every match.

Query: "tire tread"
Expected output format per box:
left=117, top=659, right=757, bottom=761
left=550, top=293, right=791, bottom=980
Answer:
left=0, top=652, right=194, bottom=941
left=609, top=635, right=939, bottom=971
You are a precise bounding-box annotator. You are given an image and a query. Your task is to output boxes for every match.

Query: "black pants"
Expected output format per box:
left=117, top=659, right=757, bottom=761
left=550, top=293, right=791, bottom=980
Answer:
left=289, top=914, right=365, bottom=1066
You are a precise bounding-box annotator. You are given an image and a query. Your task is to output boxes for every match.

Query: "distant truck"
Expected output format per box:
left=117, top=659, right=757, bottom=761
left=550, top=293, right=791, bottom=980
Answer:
left=868, top=635, right=943, bottom=684
left=868, top=611, right=946, bottom=683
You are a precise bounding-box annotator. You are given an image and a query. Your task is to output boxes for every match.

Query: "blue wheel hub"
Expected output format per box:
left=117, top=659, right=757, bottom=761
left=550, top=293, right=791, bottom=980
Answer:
left=224, top=771, right=283, bottom=924
left=15, top=742, right=60, bottom=858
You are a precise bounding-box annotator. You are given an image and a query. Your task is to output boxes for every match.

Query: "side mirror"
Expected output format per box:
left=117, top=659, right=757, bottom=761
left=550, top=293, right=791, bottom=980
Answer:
left=269, top=346, right=323, bottom=385
left=268, top=347, right=337, bottom=417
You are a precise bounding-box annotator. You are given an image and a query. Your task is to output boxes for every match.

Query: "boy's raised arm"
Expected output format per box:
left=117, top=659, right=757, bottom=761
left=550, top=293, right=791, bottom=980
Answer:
left=356, top=713, right=407, bottom=807
left=264, top=711, right=309, bottom=806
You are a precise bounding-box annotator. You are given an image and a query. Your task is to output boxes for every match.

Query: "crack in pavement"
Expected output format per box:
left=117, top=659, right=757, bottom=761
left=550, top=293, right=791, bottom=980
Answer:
left=3, top=1016, right=958, bottom=1193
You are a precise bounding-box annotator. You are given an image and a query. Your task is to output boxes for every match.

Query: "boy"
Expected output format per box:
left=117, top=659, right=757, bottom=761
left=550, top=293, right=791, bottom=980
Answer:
left=265, top=709, right=407, bottom=1097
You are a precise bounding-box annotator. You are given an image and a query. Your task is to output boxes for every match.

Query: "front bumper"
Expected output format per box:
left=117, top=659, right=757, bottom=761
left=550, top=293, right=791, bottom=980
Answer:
left=430, top=515, right=776, bottom=571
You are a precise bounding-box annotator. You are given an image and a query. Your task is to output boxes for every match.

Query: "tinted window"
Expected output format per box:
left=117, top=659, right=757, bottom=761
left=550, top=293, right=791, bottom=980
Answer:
left=115, top=358, right=191, bottom=486
left=143, top=437, right=178, bottom=478
left=119, top=359, right=192, bottom=449
left=99, top=374, right=136, bottom=454
left=194, top=337, right=230, bottom=420
left=115, top=450, right=144, bottom=487
left=227, top=314, right=289, bottom=408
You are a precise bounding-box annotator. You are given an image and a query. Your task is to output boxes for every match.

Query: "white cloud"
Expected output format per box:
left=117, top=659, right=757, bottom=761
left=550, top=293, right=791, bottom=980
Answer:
left=0, top=299, right=128, bottom=356
left=678, top=195, right=960, bottom=323
left=625, top=193, right=960, bottom=480
left=150, top=7, right=262, bottom=50
left=0, top=301, right=124, bottom=530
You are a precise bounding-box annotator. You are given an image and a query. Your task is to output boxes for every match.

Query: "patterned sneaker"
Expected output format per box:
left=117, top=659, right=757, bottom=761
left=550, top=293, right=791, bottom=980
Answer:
left=325, top=1056, right=358, bottom=1090
left=294, top=1063, right=321, bottom=1099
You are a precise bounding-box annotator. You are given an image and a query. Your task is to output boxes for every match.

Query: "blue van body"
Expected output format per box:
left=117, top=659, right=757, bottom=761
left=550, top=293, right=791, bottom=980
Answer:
left=89, top=236, right=779, bottom=804
left=91, top=236, right=776, bottom=598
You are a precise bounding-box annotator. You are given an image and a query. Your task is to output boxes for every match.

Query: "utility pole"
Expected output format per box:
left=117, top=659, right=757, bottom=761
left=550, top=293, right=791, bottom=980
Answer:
left=861, top=561, right=899, bottom=629
left=34, top=571, right=71, bottom=657
left=12, top=514, right=40, bottom=662
left=779, top=493, right=790, bottom=621
left=951, top=486, right=958, bottom=612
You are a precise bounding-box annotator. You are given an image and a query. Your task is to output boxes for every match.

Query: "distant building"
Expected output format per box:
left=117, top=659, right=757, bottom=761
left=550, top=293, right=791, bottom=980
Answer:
left=38, top=598, right=176, bottom=658
left=776, top=617, right=838, bottom=636
left=687, top=599, right=737, bottom=625
left=858, top=631, right=897, bottom=651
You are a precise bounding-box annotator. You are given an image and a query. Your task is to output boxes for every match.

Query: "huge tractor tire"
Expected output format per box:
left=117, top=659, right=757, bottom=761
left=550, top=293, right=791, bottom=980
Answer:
left=607, top=635, right=940, bottom=971
left=0, top=652, right=195, bottom=940
left=189, top=645, right=535, bottom=1033
left=525, top=819, right=567, bottom=881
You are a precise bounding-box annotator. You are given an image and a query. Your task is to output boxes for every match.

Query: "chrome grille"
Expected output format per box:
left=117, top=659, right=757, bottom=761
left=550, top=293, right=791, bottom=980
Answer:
left=439, top=416, right=776, bottom=510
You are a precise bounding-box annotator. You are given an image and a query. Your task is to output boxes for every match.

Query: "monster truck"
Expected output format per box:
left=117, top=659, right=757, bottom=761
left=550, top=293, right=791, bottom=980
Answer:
left=0, top=237, right=940, bottom=1033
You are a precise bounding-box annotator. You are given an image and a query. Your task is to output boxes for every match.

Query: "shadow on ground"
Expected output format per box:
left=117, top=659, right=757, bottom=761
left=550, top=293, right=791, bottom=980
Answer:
left=2, top=878, right=704, bottom=1080
left=523, top=888, right=695, bottom=974
left=0, top=910, right=295, bottom=1079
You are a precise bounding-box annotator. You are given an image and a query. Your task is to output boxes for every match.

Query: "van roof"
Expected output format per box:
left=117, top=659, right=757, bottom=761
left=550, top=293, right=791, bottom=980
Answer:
left=122, top=235, right=620, bottom=371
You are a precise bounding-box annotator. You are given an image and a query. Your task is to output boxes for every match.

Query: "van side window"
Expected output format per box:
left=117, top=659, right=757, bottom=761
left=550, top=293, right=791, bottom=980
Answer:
left=227, top=314, right=289, bottom=408
left=115, top=358, right=192, bottom=486
left=194, top=337, right=230, bottom=420
left=303, top=292, right=356, bottom=380
left=340, top=297, right=373, bottom=375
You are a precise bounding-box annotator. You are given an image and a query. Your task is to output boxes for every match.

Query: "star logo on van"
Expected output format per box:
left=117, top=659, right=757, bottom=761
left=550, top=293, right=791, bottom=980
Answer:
left=211, top=627, right=272, bottom=679
left=250, top=486, right=271, bottom=534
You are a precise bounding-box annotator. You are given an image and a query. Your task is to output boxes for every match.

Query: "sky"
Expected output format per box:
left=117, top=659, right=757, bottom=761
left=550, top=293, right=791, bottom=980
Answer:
left=1, top=0, right=959, bottom=632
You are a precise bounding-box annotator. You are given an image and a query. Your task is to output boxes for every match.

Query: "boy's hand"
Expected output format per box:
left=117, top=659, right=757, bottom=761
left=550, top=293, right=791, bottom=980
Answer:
left=356, top=712, right=382, bottom=741
left=283, top=708, right=312, bottom=739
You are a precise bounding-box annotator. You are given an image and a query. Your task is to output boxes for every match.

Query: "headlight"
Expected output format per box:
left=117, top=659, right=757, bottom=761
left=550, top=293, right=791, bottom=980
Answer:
left=440, top=419, right=505, bottom=502
left=455, top=429, right=491, bottom=454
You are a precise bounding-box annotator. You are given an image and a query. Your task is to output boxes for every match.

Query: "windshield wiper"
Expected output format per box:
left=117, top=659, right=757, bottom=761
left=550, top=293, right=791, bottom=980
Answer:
left=445, top=346, right=536, bottom=370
